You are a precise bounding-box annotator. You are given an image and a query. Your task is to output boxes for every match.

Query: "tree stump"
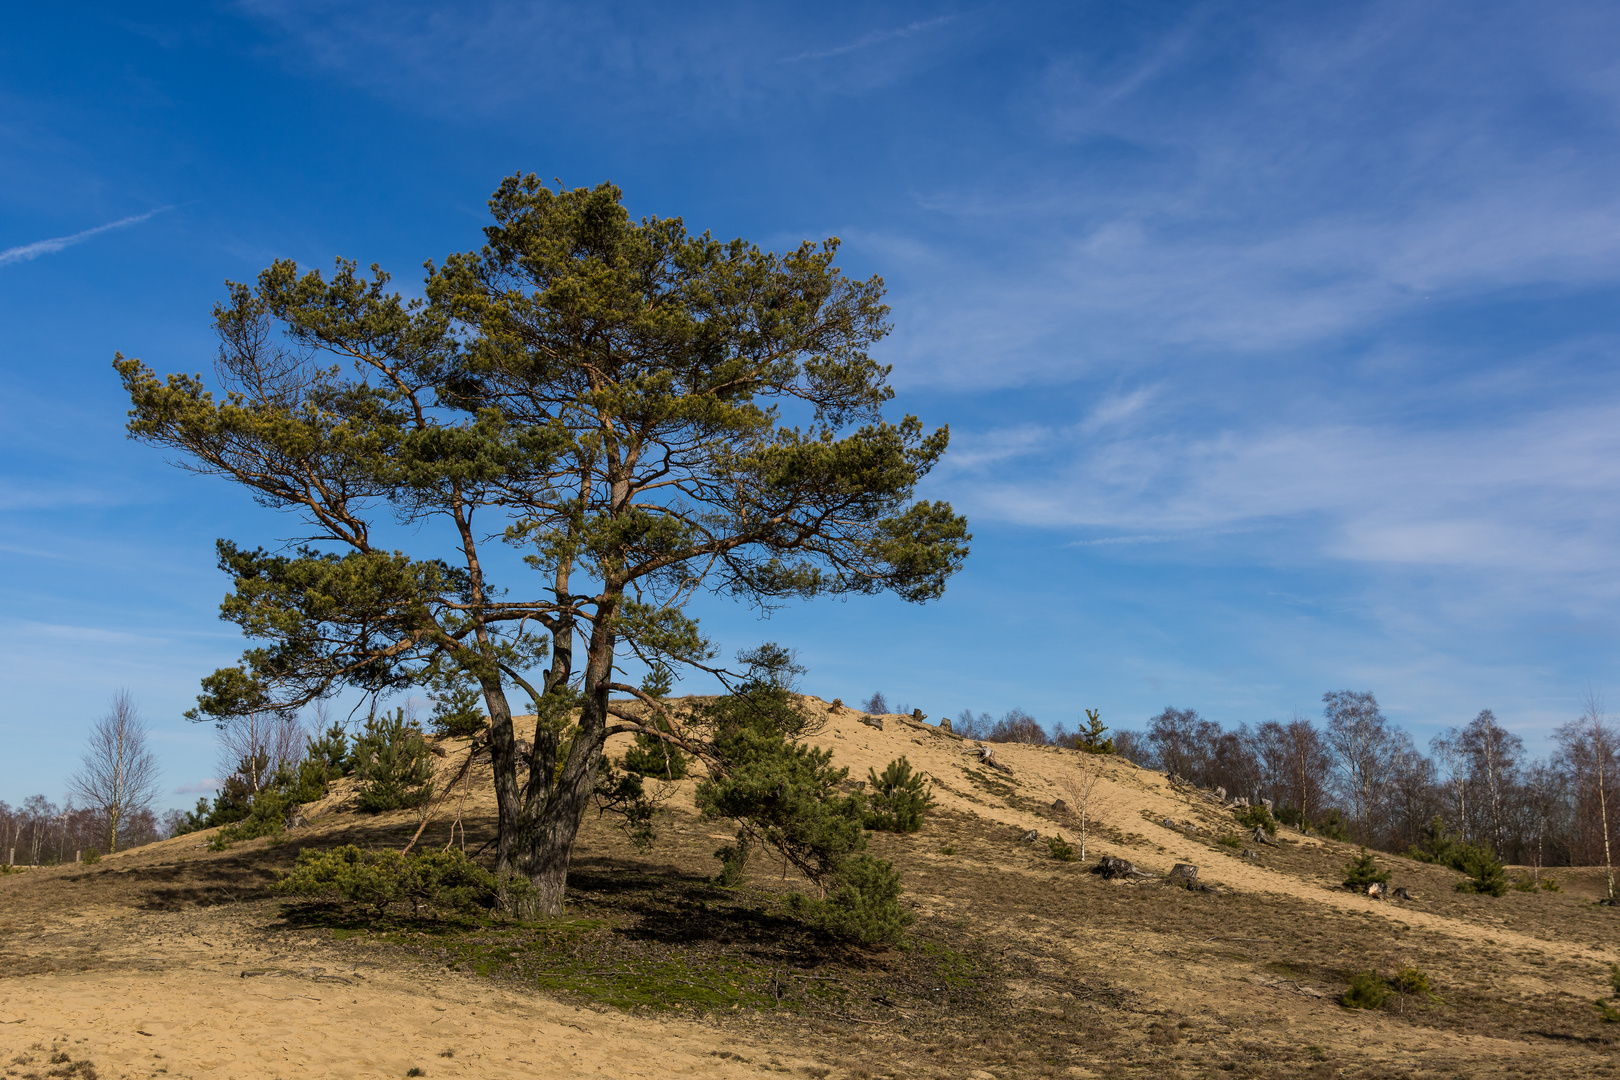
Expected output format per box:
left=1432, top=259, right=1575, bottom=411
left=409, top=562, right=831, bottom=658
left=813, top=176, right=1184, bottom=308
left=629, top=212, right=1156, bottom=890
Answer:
left=1166, top=863, right=1199, bottom=888
left=1367, top=881, right=1388, bottom=900
left=1391, top=886, right=1410, bottom=900
left=1250, top=825, right=1276, bottom=846
left=939, top=716, right=952, bottom=733
left=1092, top=856, right=1156, bottom=881
left=1051, top=798, right=1069, bottom=816
left=860, top=714, right=884, bottom=731
left=1020, top=829, right=1040, bottom=842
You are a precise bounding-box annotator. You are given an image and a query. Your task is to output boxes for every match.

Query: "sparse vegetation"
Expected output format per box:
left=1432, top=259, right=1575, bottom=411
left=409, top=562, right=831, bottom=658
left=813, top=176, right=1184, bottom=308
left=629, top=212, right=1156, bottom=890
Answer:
left=1234, top=802, right=1278, bottom=836
left=277, top=845, right=499, bottom=916
left=1342, top=848, right=1390, bottom=891
left=1046, top=835, right=1076, bottom=861
left=1342, top=969, right=1390, bottom=1010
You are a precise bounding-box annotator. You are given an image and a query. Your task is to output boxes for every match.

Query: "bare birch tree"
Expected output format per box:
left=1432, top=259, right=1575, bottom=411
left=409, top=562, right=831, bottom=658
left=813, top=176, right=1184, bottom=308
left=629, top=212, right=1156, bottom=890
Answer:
left=67, top=691, right=161, bottom=853
left=1322, top=690, right=1393, bottom=843
left=1061, top=753, right=1109, bottom=862
left=1555, top=691, right=1616, bottom=899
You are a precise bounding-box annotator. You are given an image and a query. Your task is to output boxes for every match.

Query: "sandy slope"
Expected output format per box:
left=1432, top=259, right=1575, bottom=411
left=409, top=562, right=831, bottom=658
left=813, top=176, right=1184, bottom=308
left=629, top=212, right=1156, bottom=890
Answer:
left=3, top=694, right=1616, bottom=1078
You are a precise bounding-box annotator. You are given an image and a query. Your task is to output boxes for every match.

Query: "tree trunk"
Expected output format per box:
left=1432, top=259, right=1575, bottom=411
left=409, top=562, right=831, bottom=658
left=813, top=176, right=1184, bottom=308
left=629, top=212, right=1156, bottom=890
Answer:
left=506, top=605, right=618, bottom=916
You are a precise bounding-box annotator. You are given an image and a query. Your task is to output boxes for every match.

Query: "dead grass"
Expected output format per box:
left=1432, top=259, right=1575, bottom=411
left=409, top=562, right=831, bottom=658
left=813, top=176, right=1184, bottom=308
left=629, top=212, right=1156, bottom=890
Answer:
left=4, top=699, right=1620, bottom=1078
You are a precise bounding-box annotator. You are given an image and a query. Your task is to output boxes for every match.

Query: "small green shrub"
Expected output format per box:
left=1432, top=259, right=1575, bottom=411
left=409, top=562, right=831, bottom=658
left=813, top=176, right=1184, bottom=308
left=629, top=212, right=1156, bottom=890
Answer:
left=209, top=787, right=293, bottom=849
left=622, top=724, right=691, bottom=781
left=1512, top=874, right=1536, bottom=892
left=81, top=848, right=102, bottom=865
left=1342, top=848, right=1390, bottom=891
left=1392, top=965, right=1439, bottom=1000
left=1216, top=832, right=1242, bottom=849
left=352, top=709, right=435, bottom=813
left=1609, top=962, right=1620, bottom=997
left=1234, top=803, right=1278, bottom=836
left=276, top=844, right=496, bottom=916
left=1047, top=836, right=1077, bottom=861
left=785, top=854, right=914, bottom=946
left=1541, top=875, right=1561, bottom=892
left=1342, top=970, right=1389, bottom=1010
left=1597, top=999, right=1620, bottom=1023
left=429, top=681, right=487, bottom=739
left=864, top=756, right=935, bottom=833
left=1453, top=847, right=1508, bottom=897
left=940, top=845, right=956, bottom=855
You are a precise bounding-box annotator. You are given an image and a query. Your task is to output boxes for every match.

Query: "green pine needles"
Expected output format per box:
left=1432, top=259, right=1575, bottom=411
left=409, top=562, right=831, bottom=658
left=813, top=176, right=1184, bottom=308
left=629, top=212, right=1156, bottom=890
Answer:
left=692, top=685, right=915, bottom=945
left=863, top=756, right=934, bottom=832
left=1342, top=848, right=1391, bottom=892
left=352, top=709, right=435, bottom=813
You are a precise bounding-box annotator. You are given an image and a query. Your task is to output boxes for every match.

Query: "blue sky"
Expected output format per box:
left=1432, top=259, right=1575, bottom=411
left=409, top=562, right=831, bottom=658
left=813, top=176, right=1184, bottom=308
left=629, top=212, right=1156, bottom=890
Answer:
left=4, top=1, right=1619, bottom=808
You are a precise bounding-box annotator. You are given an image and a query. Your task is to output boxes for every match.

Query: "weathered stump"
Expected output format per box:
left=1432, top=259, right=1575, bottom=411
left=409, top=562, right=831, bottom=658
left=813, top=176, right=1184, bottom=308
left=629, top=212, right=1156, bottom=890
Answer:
left=1250, top=825, right=1276, bottom=846
left=1367, top=881, right=1388, bottom=900
left=1051, top=798, right=1070, bottom=816
left=1391, top=886, right=1410, bottom=900
left=1092, top=856, right=1156, bottom=881
left=1166, top=864, right=1200, bottom=888
left=1020, top=829, right=1040, bottom=842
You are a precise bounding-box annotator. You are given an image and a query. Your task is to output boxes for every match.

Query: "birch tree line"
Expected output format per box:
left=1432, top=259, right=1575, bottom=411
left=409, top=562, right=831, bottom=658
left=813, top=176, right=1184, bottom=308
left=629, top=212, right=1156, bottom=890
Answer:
left=1106, top=691, right=1617, bottom=867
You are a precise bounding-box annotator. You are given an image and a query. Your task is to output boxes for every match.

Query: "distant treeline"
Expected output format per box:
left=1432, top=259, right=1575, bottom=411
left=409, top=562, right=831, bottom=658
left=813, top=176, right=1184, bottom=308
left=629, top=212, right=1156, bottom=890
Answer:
left=0, top=797, right=179, bottom=865
left=942, top=691, right=1616, bottom=868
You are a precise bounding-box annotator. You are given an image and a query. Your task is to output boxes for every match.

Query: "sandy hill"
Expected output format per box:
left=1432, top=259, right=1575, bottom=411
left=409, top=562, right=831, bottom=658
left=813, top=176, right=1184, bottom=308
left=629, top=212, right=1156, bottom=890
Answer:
left=3, top=694, right=1618, bottom=1079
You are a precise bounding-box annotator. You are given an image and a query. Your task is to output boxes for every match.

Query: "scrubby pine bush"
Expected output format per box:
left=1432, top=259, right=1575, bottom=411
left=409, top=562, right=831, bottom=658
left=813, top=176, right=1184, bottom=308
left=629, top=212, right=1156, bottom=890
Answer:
left=785, top=854, right=914, bottom=946
left=1046, top=836, right=1077, bottom=861
left=352, top=709, right=435, bottom=813
left=1342, top=848, right=1390, bottom=892
left=1235, top=803, right=1278, bottom=836
left=622, top=716, right=691, bottom=781
left=276, top=844, right=496, bottom=916
left=428, top=682, right=488, bottom=739
left=1342, top=970, right=1390, bottom=1010
left=863, top=756, right=935, bottom=833
left=1453, top=846, right=1508, bottom=897
left=693, top=684, right=911, bottom=944
left=695, top=688, right=866, bottom=888
left=209, top=786, right=294, bottom=849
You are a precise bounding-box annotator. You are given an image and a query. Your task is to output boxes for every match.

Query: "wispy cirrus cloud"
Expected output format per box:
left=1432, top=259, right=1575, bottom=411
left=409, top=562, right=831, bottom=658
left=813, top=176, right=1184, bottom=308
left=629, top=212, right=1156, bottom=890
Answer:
left=781, top=13, right=963, bottom=63
left=0, top=207, right=170, bottom=268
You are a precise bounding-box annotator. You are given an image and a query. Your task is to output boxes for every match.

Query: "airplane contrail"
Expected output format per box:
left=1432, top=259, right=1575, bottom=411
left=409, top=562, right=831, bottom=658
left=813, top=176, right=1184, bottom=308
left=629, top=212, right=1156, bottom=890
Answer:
left=0, top=206, right=172, bottom=267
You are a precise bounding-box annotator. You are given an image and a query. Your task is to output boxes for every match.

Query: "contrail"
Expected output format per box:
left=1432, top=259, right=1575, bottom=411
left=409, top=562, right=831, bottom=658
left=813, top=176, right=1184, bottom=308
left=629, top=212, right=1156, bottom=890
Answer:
left=0, top=206, right=171, bottom=267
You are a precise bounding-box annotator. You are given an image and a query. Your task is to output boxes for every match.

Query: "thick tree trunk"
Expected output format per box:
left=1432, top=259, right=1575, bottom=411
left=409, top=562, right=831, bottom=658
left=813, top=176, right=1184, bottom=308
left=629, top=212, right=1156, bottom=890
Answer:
left=507, top=606, right=619, bottom=916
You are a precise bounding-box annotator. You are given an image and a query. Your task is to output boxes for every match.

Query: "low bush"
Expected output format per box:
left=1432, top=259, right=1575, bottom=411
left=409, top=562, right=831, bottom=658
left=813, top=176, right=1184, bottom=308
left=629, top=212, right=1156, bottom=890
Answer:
left=1216, top=832, right=1242, bottom=849
left=209, top=787, right=293, bottom=850
left=1609, top=962, right=1620, bottom=997
left=1392, top=965, right=1440, bottom=1001
left=1342, top=848, right=1390, bottom=892
left=81, top=847, right=101, bottom=865
left=1047, top=836, right=1077, bottom=861
left=1453, top=846, right=1508, bottom=897
left=622, top=722, right=691, bottom=781
left=1541, top=875, right=1561, bottom=892
left=1234, top=803, right=1278, bottom=836
left=1342, top=970, right=1390, bottom=1010
left=1597, top=999, right=1620, bottom=1023
left=352, top=709, right=435, bottom=813
left=276, top=844, right=496, bottom=916
left=785, top=854, right=914, bottom=946
left=863, top=757, right=935, bottom=833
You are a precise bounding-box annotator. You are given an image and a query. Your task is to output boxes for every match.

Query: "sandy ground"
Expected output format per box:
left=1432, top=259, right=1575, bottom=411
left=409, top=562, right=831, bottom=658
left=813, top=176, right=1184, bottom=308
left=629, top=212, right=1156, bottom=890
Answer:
left=4, top=696, right=1618, bottom=1079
